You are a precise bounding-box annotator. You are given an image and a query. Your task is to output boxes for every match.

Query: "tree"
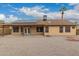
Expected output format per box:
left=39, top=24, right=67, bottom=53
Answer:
left=0, top=20, right=4, bottom=23
left=59, top=6, right=67, bottom=20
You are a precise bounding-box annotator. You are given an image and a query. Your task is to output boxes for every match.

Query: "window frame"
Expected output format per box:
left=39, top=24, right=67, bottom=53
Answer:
left=59, top=26, right=63, bottom=33
left=45, top=27, right=49, bottom=32
left=13, top=26, right=19, bottom=32
left=72, top=26, right=75, bottom=29
left=65, top=26, right=71, bottom=32
left=36, top=27, right=44, bottom=32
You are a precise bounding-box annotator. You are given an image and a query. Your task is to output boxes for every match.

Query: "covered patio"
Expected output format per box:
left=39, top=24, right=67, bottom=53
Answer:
left=11, top=25, right=49, bottom=36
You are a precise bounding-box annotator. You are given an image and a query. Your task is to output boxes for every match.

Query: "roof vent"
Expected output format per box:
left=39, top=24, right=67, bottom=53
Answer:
left=43, top=15, right=47, bottom=21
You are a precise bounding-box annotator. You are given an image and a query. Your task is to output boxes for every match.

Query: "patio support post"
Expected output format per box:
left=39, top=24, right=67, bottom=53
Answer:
left=26, top=27, right=28, bottom=35
left=63, top=26, right=65, bottom=33
left=43, top=26, right=46, bottom=36
left=19, top=26, right=21, bottom=34
left=11, top=26, right=13, bottom=34
left=23, top=27, right=25, bottom=35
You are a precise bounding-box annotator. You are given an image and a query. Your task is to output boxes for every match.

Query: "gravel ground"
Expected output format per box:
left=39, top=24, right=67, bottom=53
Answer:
left=0, top=35, right=79, bottom=56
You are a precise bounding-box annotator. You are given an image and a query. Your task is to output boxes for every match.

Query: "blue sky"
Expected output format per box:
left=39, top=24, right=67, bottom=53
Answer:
left=0, top=3, right=79, bottom=23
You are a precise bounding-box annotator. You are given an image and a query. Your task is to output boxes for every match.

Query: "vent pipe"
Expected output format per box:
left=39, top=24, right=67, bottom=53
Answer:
left=43, top=15, right=47, bottom=21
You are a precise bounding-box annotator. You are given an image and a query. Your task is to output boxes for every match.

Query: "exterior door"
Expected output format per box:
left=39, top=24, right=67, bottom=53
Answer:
left=24, top=27, right=30, bottom=35
left=28, top=28, right=30, bottom=34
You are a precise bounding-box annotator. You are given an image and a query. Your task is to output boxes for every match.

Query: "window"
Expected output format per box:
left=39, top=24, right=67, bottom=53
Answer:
left=45, top=27, right=49, bottom=32
left=72, top=26, right=75, bottom=29
left=65, top=26, right=70, bottom=32
left=36, top=27, right=43, bottom=32
left=13, top=26, right=19, bottom=32
left=59, top=26, right=63, bottom=33
left=28, top=28, right=30, bottom=33
left=25, top=28, right=27, bottom=33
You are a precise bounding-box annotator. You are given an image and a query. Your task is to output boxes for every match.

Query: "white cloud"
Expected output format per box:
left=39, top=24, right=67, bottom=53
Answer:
left=19, top=6, right=63, bottom=20
left=0, top=14, right=6, bottom=20
left=69, top=3, right=78, bottom=6
left=74, top=4, right=79, bottom=11
left=1, top=4, right=79, bottom=23
left=0, top=14, right=20, bottom=23
left=7, top=4, right=18, bottom=11
left=19, top=6, right=78, bottom=19
left=19, top=6, right=49, bottom=18
left=64, top=10, right=77, bottom=19
left=69, top=3, right=79, bottom=11
left=6, top=15, right=21, bottom=23
left=46, top=10, right=79, bottom=20
left=19, top=5, right=79, bottom=23
left=19, top=6, right=74, bottom=20
left=46, top=12, right=61, bottom=19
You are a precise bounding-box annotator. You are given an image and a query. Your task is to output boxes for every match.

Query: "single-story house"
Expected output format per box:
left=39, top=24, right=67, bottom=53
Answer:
left=1, top=19, right=76, bottom=36
left=0, top=15, right=77, bottom=36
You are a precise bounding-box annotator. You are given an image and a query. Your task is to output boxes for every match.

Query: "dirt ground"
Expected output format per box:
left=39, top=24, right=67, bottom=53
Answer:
left=0, top=35, right=79, bottom=56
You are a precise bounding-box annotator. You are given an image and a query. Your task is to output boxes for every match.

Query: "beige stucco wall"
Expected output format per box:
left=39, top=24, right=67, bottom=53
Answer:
left=30, top=26, right=43, bottom=35
left=11, top=25, right=76, bottom=36
left=0, top=26, right=11, bottom=35
left=45, top=26, right=76, bottom=36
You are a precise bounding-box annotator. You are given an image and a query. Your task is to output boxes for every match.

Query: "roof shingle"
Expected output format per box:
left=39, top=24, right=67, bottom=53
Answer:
left=11, top=20, right=76, bottom=26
